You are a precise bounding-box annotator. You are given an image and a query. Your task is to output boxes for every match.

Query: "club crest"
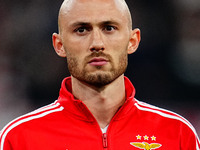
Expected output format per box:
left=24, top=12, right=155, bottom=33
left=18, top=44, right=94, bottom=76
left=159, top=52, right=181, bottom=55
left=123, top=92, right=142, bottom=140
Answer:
left=130, top=142, right=162, bottom=150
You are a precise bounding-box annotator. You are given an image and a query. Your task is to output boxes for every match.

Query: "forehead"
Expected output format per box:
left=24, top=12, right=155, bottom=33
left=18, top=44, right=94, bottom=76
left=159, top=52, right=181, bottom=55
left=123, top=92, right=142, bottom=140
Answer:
left=59, top=0, right=129, bottom=28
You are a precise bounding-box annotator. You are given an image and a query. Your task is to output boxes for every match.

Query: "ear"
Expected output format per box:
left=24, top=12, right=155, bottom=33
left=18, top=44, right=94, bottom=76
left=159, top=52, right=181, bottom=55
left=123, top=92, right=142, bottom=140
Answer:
left=52, top=33, right=67, bottom=57
left=127, top=28, right=141, bottom=54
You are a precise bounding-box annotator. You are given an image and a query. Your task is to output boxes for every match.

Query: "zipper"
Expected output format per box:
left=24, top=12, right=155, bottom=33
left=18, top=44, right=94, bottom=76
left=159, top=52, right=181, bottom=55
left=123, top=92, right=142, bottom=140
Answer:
left=102, top=133, right=108, bottom=148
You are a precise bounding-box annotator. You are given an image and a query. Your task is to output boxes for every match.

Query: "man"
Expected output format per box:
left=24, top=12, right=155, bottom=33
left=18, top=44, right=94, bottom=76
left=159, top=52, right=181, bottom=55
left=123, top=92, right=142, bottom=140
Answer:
left=0, top=0, right=199, bottom=149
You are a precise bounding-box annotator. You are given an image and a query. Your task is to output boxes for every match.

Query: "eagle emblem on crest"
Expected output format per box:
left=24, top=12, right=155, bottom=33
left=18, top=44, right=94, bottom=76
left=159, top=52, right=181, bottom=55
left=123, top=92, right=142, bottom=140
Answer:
left=130, top=142, right=162, bottom=150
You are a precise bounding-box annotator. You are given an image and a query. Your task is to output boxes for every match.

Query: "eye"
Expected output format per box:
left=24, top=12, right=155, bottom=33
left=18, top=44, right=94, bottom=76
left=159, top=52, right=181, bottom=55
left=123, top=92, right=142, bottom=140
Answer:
left=104, top=25, right=116, bottom=32
left=74, top=27, right=90, bottom=34
left=75, top=27, right=86, bottom=33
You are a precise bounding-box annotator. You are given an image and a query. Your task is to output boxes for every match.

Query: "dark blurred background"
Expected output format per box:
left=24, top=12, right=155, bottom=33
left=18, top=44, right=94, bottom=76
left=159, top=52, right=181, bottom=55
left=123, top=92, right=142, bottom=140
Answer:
left=0, top=0, right=199, bottom=135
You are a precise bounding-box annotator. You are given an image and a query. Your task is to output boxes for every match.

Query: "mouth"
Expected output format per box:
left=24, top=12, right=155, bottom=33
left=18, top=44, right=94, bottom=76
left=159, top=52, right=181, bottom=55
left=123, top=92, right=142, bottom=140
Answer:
left=88, top=57, right=108, bottom=66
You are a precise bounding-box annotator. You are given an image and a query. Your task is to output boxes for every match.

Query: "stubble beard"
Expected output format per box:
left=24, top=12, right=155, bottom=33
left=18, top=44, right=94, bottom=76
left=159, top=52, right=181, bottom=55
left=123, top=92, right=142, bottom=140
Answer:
left=67, top=51, right=128, bottom=87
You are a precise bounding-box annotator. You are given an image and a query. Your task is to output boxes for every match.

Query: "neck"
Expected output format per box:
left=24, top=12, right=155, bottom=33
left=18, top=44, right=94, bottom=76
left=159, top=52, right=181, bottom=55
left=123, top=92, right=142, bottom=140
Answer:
left=71, top=75, right=126, bottom=128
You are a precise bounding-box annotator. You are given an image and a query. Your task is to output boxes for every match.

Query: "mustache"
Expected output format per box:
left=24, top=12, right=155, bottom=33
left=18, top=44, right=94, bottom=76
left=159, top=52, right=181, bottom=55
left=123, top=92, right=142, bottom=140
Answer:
left=85, top=51, right=112, bottom=62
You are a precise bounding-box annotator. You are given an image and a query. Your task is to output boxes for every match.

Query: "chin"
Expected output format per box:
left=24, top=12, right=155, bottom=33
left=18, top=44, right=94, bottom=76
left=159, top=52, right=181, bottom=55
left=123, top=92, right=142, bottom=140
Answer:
left=83, top=72, right=122, bottom=87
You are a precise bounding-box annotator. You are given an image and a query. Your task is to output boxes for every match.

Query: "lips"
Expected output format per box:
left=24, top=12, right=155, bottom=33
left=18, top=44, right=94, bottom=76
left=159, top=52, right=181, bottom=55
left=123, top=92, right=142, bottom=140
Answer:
left=88, top=57, right=108, bottom=66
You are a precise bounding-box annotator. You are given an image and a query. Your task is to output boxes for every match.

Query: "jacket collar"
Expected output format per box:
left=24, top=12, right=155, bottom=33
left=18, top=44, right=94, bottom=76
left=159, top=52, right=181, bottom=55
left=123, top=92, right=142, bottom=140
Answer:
left=58, top=76, right=136, bottom=122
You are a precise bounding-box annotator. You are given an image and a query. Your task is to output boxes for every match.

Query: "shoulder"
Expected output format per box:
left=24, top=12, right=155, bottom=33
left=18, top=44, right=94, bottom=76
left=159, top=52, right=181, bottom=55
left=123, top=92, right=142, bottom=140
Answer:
left=0, top=101, right=63, bottom=145
left=134, top=99, right=199, bottom=136
left=133, top=99, right=200, bottom=149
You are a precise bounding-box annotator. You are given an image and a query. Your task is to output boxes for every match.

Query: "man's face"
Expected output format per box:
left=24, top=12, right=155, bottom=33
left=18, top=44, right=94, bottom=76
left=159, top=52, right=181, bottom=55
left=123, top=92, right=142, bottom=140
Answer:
left=56, top=0, right=136, bottom=86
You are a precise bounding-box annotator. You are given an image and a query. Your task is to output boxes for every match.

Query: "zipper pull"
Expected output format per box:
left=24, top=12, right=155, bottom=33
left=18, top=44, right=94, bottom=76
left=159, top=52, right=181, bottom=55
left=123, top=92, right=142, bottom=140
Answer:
left=102, top=133, right=108, bottom=148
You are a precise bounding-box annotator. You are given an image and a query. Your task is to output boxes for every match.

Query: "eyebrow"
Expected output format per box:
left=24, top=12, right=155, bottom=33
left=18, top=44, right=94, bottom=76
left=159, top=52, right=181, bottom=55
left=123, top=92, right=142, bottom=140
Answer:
left=101, top=21, right=120, bottom=26
left=70, top=22, right=90, bottom=27
left=70, top=20, right=120, bottom=28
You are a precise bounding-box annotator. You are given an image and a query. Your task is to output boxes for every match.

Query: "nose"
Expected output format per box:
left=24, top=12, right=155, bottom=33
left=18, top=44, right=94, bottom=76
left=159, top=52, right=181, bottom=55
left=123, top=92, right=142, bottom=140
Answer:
left=89, top=29, right=105, bottom=52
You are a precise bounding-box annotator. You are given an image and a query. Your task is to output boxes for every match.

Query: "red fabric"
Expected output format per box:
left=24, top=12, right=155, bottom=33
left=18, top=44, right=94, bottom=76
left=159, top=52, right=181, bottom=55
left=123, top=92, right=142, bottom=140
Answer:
left=1, top=77, right=199, bottom=150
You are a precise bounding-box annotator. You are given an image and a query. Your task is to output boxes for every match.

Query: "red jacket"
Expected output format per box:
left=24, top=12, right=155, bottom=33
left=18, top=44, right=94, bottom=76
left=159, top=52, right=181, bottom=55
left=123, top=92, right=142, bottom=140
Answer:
left=1, top=77, right=199, bottom=150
